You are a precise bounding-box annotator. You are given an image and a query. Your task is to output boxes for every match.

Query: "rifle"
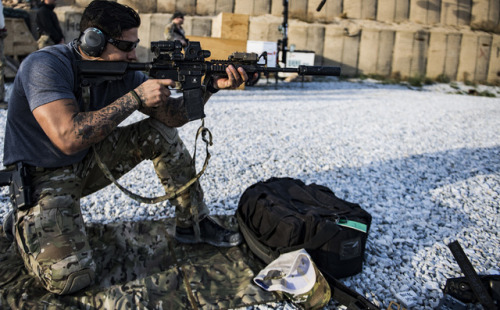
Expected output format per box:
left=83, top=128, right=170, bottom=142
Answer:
left=76, top=40, right=341, bottom=122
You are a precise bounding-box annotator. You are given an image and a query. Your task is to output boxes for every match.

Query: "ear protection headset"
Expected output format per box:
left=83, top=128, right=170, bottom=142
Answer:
left=78, top=27, right=107, bottom=57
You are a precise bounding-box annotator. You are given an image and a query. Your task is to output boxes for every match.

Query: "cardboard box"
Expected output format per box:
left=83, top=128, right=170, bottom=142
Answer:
left=212, top=12, right=249, bottom=41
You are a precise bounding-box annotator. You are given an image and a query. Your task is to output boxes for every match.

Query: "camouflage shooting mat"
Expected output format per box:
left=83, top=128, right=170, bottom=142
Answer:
left=0, top=216, right=283, bottom=309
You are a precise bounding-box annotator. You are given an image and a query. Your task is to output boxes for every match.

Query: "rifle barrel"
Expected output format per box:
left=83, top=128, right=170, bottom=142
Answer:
left=208, top=63, right=341, bottom=76
left=240, top=65, right=341, bottom=76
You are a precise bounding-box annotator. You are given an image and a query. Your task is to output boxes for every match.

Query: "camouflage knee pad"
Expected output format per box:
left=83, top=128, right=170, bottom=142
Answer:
left=15, top=194, right=96, bottom=295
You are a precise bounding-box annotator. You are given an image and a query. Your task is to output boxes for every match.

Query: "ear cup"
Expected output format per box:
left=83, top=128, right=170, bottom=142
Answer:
left=79, top=27, right=107, bottom=57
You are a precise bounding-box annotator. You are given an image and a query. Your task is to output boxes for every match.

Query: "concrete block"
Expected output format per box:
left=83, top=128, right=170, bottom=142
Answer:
left=343, top=0, right=377, bottom=20
left=440, top=0, right=472, bottom=26
left=184, top=16, right=213, bottom=37
left=177, top=0, right=196, bottom=15
left=359, top=25, right=396, bottom=77
left=323, top=22, right=362, bottom=76
left=234, top=0, right=253, bottom=16
left=289, top=20, right=325, bottom=64
left=118, top=0, right=157, bottom=13
left=157, top=0, right=175, bottom=13
left=212, top=12, right=249, bottom=41
left=254, top=0, right=272, bottom=15
left=248, top=14, right=283, bottom=42
left=271, top=0, right=284, bottom=17
left=137, top=13, right=152, bottom=62
left=289, top=0, right=308, bottom=21
left=409, top=0, right=441, bottom=25
left=376, top=0, right=410, bottom=22
left=307, top=0, right=342, bottom=23
left=235, top=0, right=271, bottom=16
left=288, top=19, right=308, bottom=50
left=457, top=30, right=492, bottom=82
left=470, top=0, right=500, bottom=32
left=75, top=0, right=94, bottom=8
left=426, top=28, right=462, bottom=80
left=487, top=34, right=500, bottom=85
left=392, top=26, right=430, bottom=78
left=196, top=0, right=217, bottom=15
left=157, top=0, right=196, bottom=15
left=151, top=13, right=171, bottom=41
left=54, top=6, right=84, bottom=42
left=215, top=0, right=235, bottom=14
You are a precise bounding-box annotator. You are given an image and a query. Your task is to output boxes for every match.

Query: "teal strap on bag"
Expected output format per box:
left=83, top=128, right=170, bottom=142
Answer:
left=337, top=219, right=368, bottom=233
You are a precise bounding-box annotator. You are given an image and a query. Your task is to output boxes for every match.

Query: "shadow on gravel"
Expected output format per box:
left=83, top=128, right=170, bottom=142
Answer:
left=294, top=145, right=499, bottom=306
left=295, top=144, right=499, bottom=206
left=295, top=145, right=499, bottom=238
left=331, top=145, right=498, bottom=199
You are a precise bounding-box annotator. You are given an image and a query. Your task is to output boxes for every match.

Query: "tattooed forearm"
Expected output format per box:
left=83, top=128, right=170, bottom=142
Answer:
left=72, top=92, right=139, bottom=148
left=141, top=96, right=189, bottom=127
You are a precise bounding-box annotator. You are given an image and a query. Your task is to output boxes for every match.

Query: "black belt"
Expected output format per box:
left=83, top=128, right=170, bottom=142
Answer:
left=0, top=164, right=60, bottom=186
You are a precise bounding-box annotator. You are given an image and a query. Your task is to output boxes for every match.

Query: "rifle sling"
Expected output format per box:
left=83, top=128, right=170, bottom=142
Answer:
left=319, top=267, right=380, bottom=310
left=93, top=120, right=212, bottom=204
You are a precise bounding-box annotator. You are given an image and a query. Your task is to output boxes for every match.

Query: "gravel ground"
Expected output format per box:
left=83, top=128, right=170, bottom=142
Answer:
left=0, top=78, right=499, bottom=309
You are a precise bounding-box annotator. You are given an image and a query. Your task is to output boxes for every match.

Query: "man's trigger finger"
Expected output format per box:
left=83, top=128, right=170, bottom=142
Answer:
left=160, top=79, right=176, bottom=87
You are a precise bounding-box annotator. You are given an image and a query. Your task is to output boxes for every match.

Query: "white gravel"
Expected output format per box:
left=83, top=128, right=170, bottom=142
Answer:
left=1, top=78, right=499, bottom=309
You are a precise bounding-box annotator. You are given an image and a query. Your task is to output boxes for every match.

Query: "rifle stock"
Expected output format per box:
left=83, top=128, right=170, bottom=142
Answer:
left=76, top=40, right=341, bottom=121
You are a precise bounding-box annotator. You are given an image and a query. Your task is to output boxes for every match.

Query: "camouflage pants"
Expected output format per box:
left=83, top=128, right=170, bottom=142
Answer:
left=13, top=118, right=208, bottom=295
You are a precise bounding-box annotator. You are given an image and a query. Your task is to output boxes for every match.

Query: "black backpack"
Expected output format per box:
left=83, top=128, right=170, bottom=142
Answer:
left=237, top=177, right=372, bottom=279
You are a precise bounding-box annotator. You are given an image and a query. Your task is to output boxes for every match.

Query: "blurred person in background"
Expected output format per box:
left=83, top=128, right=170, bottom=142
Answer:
left=164, top=11, right=188, bottom=47
left=36, top=0, right=65, bottom=49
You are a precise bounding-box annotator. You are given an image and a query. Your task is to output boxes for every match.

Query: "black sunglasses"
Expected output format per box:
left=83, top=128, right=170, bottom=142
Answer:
left=108, top=38, right=140, bottom=52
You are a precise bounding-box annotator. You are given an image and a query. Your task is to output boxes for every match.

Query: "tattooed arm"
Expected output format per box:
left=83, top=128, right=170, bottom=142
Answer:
left=137, top=65, right=250, bottom=128
left=32, top=79, right=175, bottom=155
left=138, top=96, right=190, bottom=128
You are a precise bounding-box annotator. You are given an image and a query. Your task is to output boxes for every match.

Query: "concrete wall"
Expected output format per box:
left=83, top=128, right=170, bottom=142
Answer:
left=51, top=0, right=500, bottom=84
left=57, top=0, right=500, bottom=31
left=426, top=28, right=462, bottom=80
left=358, top=24, right=395, bottom=77
left=457, top=30, right=493, bottom=82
